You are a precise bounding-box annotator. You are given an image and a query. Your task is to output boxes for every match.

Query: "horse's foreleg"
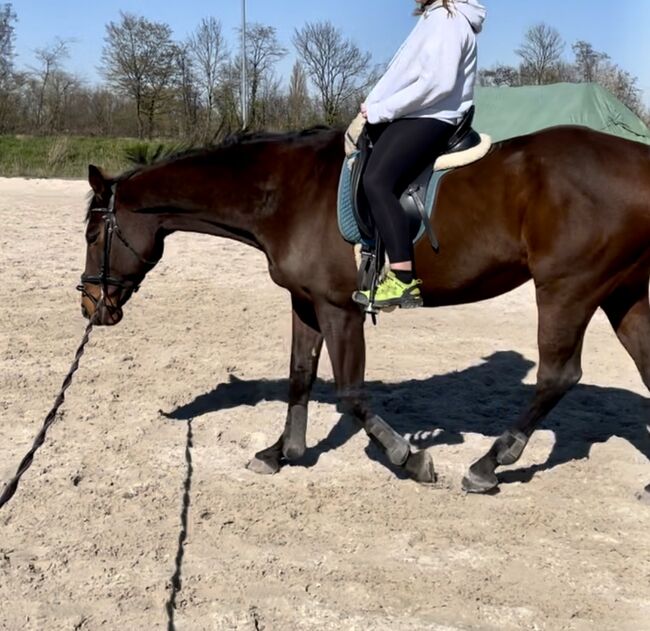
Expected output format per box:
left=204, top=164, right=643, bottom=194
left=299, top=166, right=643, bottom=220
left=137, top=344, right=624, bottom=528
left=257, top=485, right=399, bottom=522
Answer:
left=247, top=297, right=323, bottom=475
left=463, top=289, right=594, bottom=493
left=316, top=301, right=436, bottom=482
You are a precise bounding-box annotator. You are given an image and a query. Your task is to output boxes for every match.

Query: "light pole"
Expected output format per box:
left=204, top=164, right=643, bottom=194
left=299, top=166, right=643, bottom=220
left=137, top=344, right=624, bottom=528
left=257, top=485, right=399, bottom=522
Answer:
left=241, top=0, right=248, bottom=129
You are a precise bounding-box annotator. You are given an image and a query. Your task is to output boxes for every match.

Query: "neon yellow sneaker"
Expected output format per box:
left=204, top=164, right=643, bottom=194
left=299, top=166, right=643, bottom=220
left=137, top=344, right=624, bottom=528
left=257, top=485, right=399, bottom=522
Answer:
left=353, top=270, right=423, bottom=310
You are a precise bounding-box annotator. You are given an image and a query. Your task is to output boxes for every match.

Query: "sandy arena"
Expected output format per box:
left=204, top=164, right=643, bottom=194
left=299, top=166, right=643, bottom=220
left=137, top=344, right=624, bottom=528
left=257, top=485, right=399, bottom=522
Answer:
left=0, top=177, right=649, bottom=630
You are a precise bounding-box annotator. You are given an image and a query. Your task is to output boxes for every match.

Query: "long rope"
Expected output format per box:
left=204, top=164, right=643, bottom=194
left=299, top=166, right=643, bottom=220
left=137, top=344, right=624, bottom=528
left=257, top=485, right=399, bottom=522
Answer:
left=0, top=315, right=98, bottom=509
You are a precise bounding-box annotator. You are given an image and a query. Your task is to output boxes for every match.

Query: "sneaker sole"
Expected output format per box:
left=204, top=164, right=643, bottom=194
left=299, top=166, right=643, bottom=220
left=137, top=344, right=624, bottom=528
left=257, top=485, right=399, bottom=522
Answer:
left=377, top=296, right=423, bottom=310
left=351, top=292, right=423, bottom=310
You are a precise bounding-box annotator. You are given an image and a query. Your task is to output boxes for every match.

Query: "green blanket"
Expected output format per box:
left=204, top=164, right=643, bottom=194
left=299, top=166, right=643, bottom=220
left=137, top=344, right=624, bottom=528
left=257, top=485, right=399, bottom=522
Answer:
left=474, top=83, right=650, bottom=145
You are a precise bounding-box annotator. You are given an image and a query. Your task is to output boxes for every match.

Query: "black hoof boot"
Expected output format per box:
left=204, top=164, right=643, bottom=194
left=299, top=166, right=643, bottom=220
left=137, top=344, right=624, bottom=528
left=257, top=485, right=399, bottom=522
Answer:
left=495, top=430, right=529, bottom=466
left=462, top=460, right=498, bottom=494
left=365, top=415, right=410, bottom=466
left=403, top=450, right=436, bottom=484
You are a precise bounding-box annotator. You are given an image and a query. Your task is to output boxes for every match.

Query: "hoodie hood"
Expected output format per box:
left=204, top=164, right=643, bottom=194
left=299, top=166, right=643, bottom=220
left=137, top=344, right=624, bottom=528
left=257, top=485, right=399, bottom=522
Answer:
left=452, top=0, right=487, bottom=33
left=426, top=0, right=486, bottom=34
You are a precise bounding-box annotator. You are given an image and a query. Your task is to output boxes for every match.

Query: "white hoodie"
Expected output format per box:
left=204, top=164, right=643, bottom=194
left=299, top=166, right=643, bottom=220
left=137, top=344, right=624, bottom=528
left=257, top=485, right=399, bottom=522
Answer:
left=364, top=0, right=486, bottom=125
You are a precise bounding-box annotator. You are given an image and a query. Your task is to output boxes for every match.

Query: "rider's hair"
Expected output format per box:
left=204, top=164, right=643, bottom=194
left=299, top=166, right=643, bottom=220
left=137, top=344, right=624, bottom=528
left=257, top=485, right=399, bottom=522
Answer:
left=414, top=0, right=452, bottom=16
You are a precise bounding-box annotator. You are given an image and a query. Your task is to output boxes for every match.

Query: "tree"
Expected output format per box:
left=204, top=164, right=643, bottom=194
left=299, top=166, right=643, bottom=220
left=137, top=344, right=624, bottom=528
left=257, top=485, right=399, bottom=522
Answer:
left=188, top=17, right=228, bottom=137
left=100, top=12, right=178, bottom=138
left=212, top=59, right=244, bottom=136
left=572, top=40, right=609, bottom=83
left=0, top=3, right=16, bottom=132
left=598, top=65, right=642, bottom=115
left=0, top=2, right=15, bottom=83
left=30, top=39, right=71, bottom=131
left=478, top=64, right=521, bottom=87
left=515, top=23, right=565, bottom=85
left=571, top=40, right=643, bottom=116
left=293, top=21, right=372, bottom=125
left=287, top=61, right=311, bottom=128
left=175, top=43, right=200, bottom=138
left=243, top=23, right=287, bottom=127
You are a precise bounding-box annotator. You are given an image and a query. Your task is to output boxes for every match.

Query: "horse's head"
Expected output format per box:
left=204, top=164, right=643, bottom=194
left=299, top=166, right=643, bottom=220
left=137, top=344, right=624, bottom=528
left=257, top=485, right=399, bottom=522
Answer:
left=79, top=165, right=163, bottom=326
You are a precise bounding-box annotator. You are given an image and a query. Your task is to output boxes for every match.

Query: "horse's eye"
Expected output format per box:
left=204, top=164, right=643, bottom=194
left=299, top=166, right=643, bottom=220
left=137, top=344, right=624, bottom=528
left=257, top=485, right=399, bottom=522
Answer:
left=86, top=231, right=100, bottom=245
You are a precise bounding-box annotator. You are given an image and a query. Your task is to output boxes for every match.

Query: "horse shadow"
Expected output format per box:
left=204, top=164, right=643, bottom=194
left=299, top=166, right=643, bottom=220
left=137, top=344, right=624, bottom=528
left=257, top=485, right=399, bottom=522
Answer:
left=162, top=351, right=649, bottom=485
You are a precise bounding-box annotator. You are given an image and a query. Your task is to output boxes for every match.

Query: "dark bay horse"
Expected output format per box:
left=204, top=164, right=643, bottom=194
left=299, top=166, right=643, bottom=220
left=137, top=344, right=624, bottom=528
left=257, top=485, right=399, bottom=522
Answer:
left=79, top=125, right=650, bottom=496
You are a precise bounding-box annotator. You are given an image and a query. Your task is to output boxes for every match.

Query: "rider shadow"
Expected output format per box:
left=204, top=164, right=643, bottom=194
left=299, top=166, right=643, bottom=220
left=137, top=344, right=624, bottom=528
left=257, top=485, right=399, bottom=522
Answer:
left=162, top=351, right=649, bottom=485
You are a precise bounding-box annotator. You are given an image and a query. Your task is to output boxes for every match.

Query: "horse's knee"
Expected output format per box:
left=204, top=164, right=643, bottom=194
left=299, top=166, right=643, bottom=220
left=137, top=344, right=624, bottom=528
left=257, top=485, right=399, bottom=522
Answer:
left=538, top=364, right=582, bottom=393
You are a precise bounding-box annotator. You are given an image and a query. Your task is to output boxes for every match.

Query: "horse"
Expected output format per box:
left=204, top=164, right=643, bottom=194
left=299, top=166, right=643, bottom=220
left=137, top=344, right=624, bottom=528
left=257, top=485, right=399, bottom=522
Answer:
left=78, top=125, right=650, bottom=497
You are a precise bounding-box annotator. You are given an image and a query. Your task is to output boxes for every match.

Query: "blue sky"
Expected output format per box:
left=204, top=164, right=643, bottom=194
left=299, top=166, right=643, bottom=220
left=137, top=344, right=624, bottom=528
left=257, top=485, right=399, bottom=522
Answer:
left=8, top=0, right=650, bottom=105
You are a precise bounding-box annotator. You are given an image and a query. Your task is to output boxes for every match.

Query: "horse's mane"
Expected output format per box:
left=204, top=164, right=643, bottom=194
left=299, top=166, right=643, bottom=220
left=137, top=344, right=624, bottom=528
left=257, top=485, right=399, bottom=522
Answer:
left=118, top=125, right=335, bottom=179
left=85, top=125, right=336, bottom=221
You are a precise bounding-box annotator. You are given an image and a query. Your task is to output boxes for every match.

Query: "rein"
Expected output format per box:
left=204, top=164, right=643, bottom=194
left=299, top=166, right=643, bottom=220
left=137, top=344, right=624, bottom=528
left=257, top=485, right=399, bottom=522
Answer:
left=0, top=311, right=99, bottom=509
left=1, top=186, right=156, bottom=509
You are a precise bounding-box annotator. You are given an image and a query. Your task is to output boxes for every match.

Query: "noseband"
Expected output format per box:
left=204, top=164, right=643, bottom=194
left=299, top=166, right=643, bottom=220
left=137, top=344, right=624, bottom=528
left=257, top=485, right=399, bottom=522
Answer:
left=77, top=185, right=157, bottom=307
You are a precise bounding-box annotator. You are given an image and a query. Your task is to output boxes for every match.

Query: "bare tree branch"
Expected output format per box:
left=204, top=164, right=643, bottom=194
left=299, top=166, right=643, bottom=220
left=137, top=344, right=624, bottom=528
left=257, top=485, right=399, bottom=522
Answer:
left=515, top=23, right=565, bottom=85
left=293, top=21, right=371, bottom=125
left=100, top=12, right=178, bottom=139
left=188, top=17, right=228, bottom=137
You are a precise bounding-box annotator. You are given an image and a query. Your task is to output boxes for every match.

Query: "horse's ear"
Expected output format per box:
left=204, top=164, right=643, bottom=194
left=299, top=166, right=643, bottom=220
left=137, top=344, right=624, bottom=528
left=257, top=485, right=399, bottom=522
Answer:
left=88, top=164, right=108, bottom=197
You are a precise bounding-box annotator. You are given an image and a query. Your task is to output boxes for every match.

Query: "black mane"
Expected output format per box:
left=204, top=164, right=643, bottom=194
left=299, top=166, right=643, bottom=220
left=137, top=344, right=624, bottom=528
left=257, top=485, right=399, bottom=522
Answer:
left=119, top=125, right=335, bottom=178
left=85, top=125, right=337, bottom=220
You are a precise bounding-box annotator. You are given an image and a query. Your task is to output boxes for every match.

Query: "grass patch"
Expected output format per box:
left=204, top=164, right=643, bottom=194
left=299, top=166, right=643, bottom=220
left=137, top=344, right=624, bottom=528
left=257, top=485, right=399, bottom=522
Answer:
left=0, top=135, right=176, bottom=179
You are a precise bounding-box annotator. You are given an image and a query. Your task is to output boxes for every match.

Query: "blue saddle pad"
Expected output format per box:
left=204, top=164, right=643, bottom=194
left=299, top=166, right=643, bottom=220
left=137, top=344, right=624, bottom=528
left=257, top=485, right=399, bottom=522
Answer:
left=337, top=157, right=450, bottom=246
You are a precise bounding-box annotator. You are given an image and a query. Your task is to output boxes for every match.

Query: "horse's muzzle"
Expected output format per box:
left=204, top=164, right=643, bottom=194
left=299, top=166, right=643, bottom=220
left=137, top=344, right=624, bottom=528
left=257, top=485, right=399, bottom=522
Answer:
left=83, top=301, right=123, bottom=326
left=79, top=285, right=123, bottom=326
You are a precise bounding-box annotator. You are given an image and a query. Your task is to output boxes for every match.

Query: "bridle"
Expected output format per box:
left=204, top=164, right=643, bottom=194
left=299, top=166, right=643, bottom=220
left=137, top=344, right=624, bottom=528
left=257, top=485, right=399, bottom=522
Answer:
left=77, top=185, right=157, bottom=309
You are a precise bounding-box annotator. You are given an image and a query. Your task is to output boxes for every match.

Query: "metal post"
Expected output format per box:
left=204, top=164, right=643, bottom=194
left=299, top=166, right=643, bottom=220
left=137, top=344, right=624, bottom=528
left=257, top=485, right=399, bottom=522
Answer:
left=241, top=0, right=248, bottom=129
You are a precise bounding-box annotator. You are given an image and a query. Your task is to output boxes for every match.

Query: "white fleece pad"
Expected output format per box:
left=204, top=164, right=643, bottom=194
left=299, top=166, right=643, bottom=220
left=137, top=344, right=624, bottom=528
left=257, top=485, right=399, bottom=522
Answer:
left=434, top=133, right=492, bottom=171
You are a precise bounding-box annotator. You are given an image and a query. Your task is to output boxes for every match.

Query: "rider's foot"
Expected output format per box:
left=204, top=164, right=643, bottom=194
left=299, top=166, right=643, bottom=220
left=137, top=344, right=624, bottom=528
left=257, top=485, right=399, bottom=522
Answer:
left=353, top=270, right=423, bottom=310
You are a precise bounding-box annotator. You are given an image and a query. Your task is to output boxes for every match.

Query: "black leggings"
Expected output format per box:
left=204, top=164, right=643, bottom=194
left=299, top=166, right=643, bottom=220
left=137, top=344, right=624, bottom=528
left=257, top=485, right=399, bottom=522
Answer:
left=363, top=117, right=455, bottom=264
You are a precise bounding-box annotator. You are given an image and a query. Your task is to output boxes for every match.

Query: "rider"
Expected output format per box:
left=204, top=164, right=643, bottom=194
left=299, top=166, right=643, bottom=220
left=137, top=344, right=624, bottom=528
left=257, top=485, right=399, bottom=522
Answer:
left=352, top=0, right=486, bottom=310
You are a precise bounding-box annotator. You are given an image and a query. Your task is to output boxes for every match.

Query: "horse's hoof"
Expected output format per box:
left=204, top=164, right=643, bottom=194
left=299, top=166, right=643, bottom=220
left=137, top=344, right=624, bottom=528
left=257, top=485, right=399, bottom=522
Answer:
left=403, top=450, right=436, bottom=484
left=636, top=484, right=650, bottom=505
left=462, top=467, right=498, bottom=494
left=246, top=455, right=280, bottom=475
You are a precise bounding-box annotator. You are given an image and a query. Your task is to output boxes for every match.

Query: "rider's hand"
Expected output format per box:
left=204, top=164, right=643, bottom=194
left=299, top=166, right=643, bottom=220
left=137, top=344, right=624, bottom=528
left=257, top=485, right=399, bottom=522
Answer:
left=360, top=103, right=368, bottom=119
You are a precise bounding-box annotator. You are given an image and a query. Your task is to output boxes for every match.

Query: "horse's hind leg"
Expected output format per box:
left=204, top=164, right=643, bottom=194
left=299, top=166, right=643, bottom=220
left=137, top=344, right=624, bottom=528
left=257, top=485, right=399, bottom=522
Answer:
left=463, top=288, right=595, bottom=493
left=601, top=281, right=650, bottom=501
left=602, top=282, right=650, bottom=391
left=247, top=297, right=323, bottom=474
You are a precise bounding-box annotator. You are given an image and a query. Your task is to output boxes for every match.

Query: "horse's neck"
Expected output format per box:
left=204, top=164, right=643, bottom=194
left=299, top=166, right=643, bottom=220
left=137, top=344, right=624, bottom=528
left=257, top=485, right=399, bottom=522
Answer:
left=127, top=163, right=268, bottom=250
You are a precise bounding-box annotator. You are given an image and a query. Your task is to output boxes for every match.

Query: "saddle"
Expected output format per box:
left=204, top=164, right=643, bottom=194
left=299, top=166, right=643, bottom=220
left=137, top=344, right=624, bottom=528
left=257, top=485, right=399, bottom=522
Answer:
left=349, top=105, right=484, bottom=248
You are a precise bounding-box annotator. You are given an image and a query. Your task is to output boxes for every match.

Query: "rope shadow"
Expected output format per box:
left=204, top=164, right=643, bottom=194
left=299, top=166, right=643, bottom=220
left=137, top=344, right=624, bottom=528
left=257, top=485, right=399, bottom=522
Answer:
left=165, top=419, right=193, bottom=631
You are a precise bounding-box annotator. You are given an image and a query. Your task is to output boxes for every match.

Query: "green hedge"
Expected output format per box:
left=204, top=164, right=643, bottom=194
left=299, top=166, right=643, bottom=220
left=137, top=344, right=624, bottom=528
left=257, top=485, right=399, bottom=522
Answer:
left=0, top=135, right=174, bottom=179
